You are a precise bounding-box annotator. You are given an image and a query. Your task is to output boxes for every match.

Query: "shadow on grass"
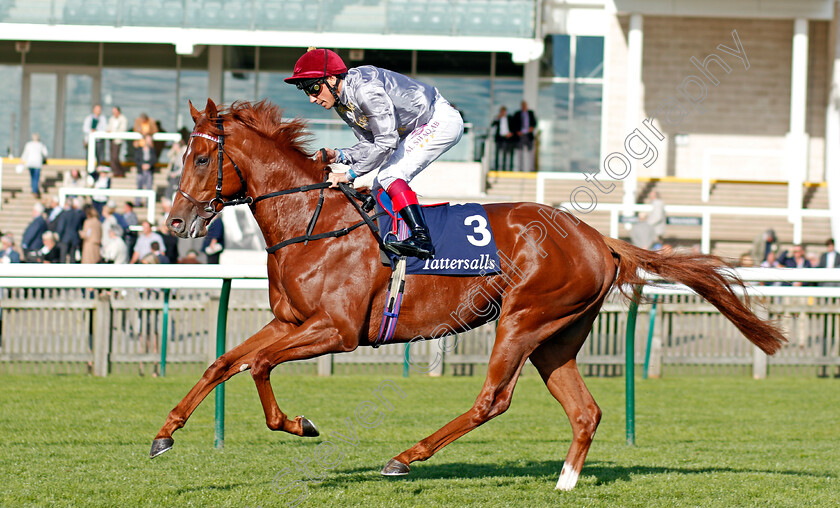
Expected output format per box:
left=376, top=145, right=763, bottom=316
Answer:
left=316, top=460, right=831, bottom=487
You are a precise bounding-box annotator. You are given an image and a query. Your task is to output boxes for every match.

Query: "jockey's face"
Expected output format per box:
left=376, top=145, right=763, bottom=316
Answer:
left=309, top=76, right=339, bottom=110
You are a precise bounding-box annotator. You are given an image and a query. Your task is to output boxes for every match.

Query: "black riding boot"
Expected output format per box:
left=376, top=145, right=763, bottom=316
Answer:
left=385, top=204, right=435, bottom=259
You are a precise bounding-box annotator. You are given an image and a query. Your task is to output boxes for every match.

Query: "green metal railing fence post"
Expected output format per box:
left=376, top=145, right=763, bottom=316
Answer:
left=215, top=278, right=232, bottom=450
left=625, top=285, right=641, bottom=447
left=403, top=343, right=410, bottom=378
left=160, top=288, right=171, bottom=377
left=643, top=296, right=658, bottom=380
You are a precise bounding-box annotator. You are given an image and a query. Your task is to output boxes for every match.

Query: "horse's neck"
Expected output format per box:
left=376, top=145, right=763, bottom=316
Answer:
left=246, top=159, right=357, bottom=251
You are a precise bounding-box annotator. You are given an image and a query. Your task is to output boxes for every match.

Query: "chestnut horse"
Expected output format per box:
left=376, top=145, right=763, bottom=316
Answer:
left=152, top=99, right=785, bottom=490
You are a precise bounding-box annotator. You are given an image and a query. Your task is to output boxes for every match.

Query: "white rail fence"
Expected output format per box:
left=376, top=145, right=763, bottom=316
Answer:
left=1, top=265, right=839, bottom=377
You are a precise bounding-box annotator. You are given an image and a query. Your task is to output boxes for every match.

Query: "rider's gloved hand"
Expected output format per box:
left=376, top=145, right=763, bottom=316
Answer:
left=315, top=147, right=338, bottom=164
left=327, top=172, right=350, bottom=188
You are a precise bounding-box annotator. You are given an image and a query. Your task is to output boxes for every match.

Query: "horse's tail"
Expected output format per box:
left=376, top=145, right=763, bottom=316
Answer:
left=602, top=236, right=786, bottom=355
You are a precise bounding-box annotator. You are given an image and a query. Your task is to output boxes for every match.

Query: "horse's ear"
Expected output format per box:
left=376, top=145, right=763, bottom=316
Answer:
left=205, top=98, right=218, bottom=119
left=189, top=101, right=200, bottom=123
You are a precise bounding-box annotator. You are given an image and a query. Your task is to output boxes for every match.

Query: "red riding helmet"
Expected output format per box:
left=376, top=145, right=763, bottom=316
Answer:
left=284, top=48, right=348, bottom=83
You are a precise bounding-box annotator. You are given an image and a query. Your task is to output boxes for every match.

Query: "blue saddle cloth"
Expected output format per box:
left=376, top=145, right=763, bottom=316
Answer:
left=376, top=191, right=501, bottom=276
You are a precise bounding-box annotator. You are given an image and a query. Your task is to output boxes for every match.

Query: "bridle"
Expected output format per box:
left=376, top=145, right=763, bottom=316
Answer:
left=178, top=116, right=384, bottom=253
left=178, top=116, right=253, bottom=220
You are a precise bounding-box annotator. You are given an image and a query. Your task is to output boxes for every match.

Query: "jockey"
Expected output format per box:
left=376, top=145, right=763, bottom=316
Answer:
left=284, top=48, right=464, bottom=260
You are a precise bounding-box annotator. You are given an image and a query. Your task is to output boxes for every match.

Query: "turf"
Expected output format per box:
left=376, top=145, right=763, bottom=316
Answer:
left=0, top=370, right=837, bottom=507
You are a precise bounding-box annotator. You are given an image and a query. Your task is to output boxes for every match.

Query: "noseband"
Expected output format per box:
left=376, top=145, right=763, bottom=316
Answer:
left=178, top=116, right=253, bottom=220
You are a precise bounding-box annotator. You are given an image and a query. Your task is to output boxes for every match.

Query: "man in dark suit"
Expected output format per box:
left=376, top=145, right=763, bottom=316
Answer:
left=55, top=197, right=86, bottom=263
left=509, top=100, right=537, bottom=172
left=817, top=238, right=840, bottom=287
left=491, top=106, right=514, bottom=171
left=21, top=203, right=48, bottom=256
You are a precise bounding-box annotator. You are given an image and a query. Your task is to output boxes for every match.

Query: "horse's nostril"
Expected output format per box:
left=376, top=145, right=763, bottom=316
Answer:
left=170, top=219, right=184, bottom=232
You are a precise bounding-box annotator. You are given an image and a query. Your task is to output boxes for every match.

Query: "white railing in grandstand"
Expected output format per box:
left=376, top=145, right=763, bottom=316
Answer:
left=533, top=171, right=831, bottom=252
left=57, top=188, right=157, bottom=226
left=87, top=131, right=182, bottom=175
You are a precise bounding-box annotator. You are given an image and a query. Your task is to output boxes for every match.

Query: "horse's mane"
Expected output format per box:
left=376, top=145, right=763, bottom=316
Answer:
left=206, top=100, right=321, bottom=174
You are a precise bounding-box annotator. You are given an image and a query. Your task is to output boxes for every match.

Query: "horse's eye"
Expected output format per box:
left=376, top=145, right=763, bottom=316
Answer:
left=196, top=156, right=210, bottom=166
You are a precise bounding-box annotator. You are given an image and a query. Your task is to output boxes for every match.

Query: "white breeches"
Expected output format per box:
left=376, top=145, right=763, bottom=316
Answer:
left=373, top=97, right=464, bottom=191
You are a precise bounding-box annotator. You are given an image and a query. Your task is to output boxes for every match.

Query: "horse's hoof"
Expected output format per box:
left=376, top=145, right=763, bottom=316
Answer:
left=299, top=416, right=320, bottom=437
left=150, top=437, right=174, bottom=458
left=381, top=458, right=410, bottom=476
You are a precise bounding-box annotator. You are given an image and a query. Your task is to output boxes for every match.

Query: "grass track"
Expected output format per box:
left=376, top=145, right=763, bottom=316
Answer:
left=0, top=371, right=838, bottom=507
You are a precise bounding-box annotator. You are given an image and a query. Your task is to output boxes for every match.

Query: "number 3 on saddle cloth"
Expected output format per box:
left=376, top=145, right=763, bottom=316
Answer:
left=371, top=189, right=502, bottom=347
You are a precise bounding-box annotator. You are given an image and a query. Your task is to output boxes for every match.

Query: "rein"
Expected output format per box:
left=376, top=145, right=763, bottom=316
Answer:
left=182, top=119, right=383, bottom=253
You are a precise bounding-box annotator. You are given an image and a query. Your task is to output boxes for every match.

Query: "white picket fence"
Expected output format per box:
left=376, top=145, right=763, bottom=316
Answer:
left=1, top=265, right=839, bottom=376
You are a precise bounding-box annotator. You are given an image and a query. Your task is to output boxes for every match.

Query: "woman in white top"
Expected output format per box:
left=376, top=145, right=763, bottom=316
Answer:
left=20, top=133, right=48, bottom=196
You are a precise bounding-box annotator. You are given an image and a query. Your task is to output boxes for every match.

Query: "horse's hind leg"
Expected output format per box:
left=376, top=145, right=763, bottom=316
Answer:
left=150, top=319, right=294, bottom=458
left=381, top=318, right=537, bottom=475
left=529, top=311, right=602, bottom=491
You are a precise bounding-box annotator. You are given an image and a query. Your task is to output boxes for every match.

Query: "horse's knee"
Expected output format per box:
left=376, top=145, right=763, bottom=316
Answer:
left=471, top=391, right=513, bottom=422
left=573, top=404, right=601, bottom=440
left=250, top=353, right=273, bottom=380
left=203, top=357, right=229, bottom=380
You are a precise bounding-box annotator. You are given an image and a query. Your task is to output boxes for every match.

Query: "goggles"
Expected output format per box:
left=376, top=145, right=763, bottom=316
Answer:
left=297, top=78, right=325, bottom=97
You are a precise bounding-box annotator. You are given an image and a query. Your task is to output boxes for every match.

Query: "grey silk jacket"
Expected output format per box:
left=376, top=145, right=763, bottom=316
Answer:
left=336, top=66, right=440, bottom=177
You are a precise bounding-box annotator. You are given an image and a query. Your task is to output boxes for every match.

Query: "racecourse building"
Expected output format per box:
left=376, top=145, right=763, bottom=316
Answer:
left=1, top=0, right=839, bottom=251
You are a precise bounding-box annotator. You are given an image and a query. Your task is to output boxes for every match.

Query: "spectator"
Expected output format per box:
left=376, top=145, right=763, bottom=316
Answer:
left=751, top=229, right=778, bottom=265
left=760, top=250, right=780, bottom=268
left=122, top=201, right=139, bottom=259
left=491, top=106, right=514, bottom=171
left=21, top=202, right=48, bottom=256
left=101, top=204, right=120, bottom=250
left=203, top=218, right=224, bottom=264
left=816, top=238, right=840, bottom=288
left=630, top=215, right=655, bottom=250
left=781, top=244, right=811, bottom=287
left=738, top=252, right=755, bottom=267
left=46, top=196, right=63, bottom=231
left=150, top=241, right=170, bottom=264
left=509, top=100, right=537, bottom=172
left=177, top=249, right=202, bottom=264
left=62, top=168, right=86, bottom=200
left=817, top=238, right=840, bottom=268
left=132, top=113, right=158, bottom=148
left=130, top=220, right=165, bottom=264
left=122, top=201, right=139, bottom=228
left=134, top=135, right=157, bottom=207
left=90, top=168, right=111, bottom=218
left=107, top=106, right=128, bottom=177
left=101, top=224, right=129, bottom=264
left=34, top=231, right=58, bottom=263
left=646, top=190, right=666, bottom=249
left=158, top=219, right=178, bottom=263
left=20, top=133, right=48, bottom=197
left=165, top=138, right=187, bottom=200
left=55, top=197, right=85, bottom=263
left=759, top=250, right=781, bottom=287
left=83, top=104, right=107, bottom=164
left=79, top=204, right=102, bottom=264
left=0, top=235, right=21, bottom=263
left=34, top=231, right=61, bottom=263
left=160, top=196, right=172, bottom=225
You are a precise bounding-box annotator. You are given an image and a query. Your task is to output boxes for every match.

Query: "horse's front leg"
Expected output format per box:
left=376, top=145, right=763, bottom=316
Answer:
left=250, top=313, right=358, bottom=436
left=150, top=319, right=295, bottom=458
